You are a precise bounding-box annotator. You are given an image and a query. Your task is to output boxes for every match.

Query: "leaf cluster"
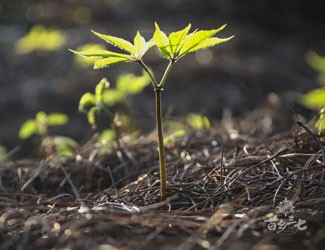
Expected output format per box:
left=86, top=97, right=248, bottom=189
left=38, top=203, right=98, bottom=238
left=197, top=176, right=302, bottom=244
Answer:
left=70, top=23, right=233, bottom=68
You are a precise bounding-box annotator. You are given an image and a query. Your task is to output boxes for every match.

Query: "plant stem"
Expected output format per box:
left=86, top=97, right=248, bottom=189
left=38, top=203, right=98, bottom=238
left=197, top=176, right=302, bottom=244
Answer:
left=154, top=87, right=167, bottom=201
left=139, top=59, right=174, bottom=201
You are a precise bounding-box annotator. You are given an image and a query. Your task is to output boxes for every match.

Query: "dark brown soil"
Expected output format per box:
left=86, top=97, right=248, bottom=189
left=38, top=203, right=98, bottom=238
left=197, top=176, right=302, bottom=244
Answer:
left=1, top=105, right=324, bottom=250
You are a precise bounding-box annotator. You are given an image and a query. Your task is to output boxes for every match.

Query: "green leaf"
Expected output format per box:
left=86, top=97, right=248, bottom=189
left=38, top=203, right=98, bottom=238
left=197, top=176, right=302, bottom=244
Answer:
left=19, top=119, right=37, bottom=139
left=133, top=31, right=146, bottom=59
left=35, top=111, right=48, bottom=135
left=102, top=89, right=125, bottom=105
left=98, top=129, right=116, bottom=145
left=186, top=36, right=234, bottom=53
left=87, top=106, right=99, bottom=127
left=69, top=49, right=131, bottom=59
left=306, top=51, right=325, bottom=72
left=179, top=24, right=228, bottom=57
left=153, top=23, right=172, bottom=59
left=52, top=136, right=78, bottom=157
left=95, top=78, right=110, bottom=102
left=116, top=73, right=150, bottom=95
left=168, top=24, right=191, bottom=55
left=163, top=129, right=185, bottom=144
left=94, top=57, right=132, bottom=69
left=300, top=88, right=325, bottom=109
left=79, top=92, right=96, bottom=112
left=73, top=43, right=106, bottom=68
left=47, top=113, right=69, bottom=126
left=186, top=114, right=210, bottom=130
left=91, top=30, right=135, bottom=54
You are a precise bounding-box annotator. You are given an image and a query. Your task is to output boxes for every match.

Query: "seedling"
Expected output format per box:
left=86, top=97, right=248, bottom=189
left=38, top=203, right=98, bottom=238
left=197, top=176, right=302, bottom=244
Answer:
left=19, top=111, right=77, bottom=157
left=300, top=51, right=325, bottom=133
left=71, top=22, right=233, bottom=201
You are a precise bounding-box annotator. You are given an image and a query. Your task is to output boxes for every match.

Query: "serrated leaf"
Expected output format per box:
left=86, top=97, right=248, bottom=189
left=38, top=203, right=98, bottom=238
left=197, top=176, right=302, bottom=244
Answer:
left=47, top=113, right=68, bottom=126
left=19, top=119, right=37, bottom=139
left=95, top=78, right=109, bottom=102
left=79, top=92, right=96, bottom=112
left=91, top=30, right=135, bottom=54
left=134, top=31, right=146, bottom=59
left=168, top=24, right=191, bottom=55
left=153, top=23, right=172, bottom=59
left=300, top=88, right=325, bottom=109
left=69, top=49, right=131, bottom=59
left=102, top=89, right=124, bottom=105
left=187, top=36, right=234, bottom=53
left=179, top=24, right=227, bottom=57
left=94, top=57, right=132, bottom=69
left=87, top=106, right=99, bottom=127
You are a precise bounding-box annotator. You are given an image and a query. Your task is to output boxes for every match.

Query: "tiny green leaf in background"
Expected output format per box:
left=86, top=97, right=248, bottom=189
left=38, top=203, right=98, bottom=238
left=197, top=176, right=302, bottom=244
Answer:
left=15, top=25, right=65, bottom=54
left=299, top=88, right=325, bottom=110
left=19, top=111, right=69, bottom=139
left=19, top=119, right=37, bottom=139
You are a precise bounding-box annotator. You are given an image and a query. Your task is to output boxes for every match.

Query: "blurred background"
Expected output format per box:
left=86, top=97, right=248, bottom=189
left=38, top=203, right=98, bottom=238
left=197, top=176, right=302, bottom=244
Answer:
left=0, top=0, right=324, bottom=156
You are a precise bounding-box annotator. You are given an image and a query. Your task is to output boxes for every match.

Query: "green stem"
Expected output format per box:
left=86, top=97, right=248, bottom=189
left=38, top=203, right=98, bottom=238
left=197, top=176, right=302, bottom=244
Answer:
left=139, top=59, right=174, bottom=202
left=154, top=87, right=167, bottom=201
left=159, top=60, right=173, bottom=88
left=138, top=60, right=158, bottom=88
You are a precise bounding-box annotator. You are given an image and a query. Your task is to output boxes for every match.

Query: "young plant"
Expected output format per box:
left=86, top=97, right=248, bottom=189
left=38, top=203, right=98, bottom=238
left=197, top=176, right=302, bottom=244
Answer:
left=19, top=111, right=77, bottom=157
left=71, top=23, right=233, bottom=201
left=79, top=77, right=119, bottom=150
left=299, top=51, right=325, bottom=133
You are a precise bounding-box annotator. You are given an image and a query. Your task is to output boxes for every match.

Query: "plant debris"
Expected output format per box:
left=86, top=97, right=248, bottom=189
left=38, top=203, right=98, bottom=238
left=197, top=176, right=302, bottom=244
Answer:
left=1, top=112, right=325, bottom=250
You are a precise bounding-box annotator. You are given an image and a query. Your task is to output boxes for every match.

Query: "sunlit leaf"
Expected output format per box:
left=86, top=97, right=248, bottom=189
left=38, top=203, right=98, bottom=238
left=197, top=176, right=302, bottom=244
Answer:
left=87, top=106, right=99, bottom=127
left=95, top=78, right=110, bottom=102
left=69, top=48, right=131, bottom=59
left=186, top=36, right=234, bottom=53
left=168, top=24, right=191, bottom=55
left=153, top=23, right=172, bottom=59
left=186, top=114, right=210, bottom=130
left=306, top=50, right=325, bottom=72
left=79, top=92, right=96, bottom=112
left=179, top=24, right=229, bottom=57
left=102, top=89, right=124, bottom=105
left=134, top=31, right=146, bottom=59
left=19, top=119, right=37, bottom=139
left=47, top=113, right=69, bottom=126
left=91, top=30, right=135, bottom=54
left=300, top=88, right=325, bottom=109
left=98, top=129, right=116, bottom=145
left=52, top=136, right=78, bottom=157
left=163, top=129, right=185, bottom=144
left=15, top=25, right=65, bottom=54
left=94, top=57, right=132, bottom=69
left=116, top=73, right=150, bottom=95
left=73, top=44, right=106, bottom=67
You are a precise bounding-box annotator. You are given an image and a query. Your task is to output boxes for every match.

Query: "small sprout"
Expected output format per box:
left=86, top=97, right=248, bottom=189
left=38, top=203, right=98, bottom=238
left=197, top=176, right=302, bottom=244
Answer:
left=19, top=111, right=68, bottom=139
left=15, top=25, right=65, bottom=54
left=19, top=111, right=76, bottom=157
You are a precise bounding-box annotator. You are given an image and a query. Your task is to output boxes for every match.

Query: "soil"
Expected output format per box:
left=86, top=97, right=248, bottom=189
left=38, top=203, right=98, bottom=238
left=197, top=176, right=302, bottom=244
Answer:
left=1, top=1, right=325, bottom=249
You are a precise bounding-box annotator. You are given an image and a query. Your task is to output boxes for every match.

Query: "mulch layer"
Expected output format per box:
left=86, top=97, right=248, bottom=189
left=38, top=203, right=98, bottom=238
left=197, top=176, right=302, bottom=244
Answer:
left=0, top=119, right=325, bottom=250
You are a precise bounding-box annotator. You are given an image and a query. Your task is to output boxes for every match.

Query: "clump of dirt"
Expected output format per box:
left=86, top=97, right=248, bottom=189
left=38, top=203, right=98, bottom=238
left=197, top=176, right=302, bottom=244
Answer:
left=0, top=106, right=324, bottom=250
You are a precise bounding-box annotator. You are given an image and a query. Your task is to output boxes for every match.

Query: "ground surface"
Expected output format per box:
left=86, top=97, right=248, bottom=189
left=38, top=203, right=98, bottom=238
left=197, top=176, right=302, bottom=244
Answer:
left=1, top=104, right=324, bottom=250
